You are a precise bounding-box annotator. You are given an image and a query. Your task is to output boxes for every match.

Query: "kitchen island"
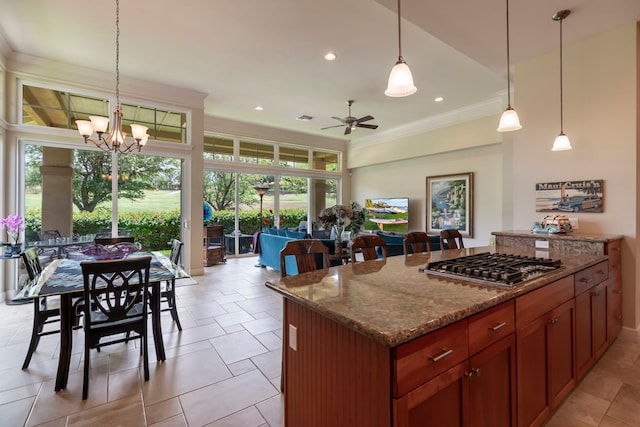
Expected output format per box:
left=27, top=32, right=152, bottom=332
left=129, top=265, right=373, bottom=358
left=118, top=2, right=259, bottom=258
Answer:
left=266, top=244, right=621, bottom=427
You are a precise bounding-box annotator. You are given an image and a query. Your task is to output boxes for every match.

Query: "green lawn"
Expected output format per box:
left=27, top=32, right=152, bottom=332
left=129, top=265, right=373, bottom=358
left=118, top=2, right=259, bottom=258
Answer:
left=25, top=190, right=181, bottom=213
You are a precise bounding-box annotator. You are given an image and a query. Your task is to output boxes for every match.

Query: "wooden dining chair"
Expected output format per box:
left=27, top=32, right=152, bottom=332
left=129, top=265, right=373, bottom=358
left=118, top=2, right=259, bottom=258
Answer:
left=280, top=239, right=330, bottom=278
left=20, top=248, right=61, bottom=369
left=440, top=229, right=465, bottom=250
left=80, top=256, right=152, bottom=400
left=94, top=236, right=135, bottom=245
left=160, top=239, right=184, bottom=330
left=403, top=231, right=433, bottom=254
left=350, top=235, right=388, bottom=262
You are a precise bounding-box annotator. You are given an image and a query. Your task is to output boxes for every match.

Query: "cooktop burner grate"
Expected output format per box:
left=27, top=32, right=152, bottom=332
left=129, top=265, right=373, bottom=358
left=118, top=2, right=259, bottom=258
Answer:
left=423, top=252, right=562, bottom=287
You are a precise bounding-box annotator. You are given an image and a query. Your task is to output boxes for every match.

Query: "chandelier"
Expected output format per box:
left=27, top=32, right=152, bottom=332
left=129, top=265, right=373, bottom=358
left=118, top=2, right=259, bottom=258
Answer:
left=76, top=0, right=149, bottom=153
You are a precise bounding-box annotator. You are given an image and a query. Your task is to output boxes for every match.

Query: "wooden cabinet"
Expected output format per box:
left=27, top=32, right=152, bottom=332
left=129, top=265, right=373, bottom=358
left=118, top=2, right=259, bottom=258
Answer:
left=515, top=277, right=575, bottom=427
left=575, top=260, right=609, bottom=379
left=203, top=225, right=225, bottom=266
left=394, top=301, right=516, bottom=427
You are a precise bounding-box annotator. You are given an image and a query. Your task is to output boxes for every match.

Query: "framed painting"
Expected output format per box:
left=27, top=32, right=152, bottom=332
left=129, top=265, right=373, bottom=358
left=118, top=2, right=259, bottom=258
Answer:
left=426, top=172, right=473, bottom=237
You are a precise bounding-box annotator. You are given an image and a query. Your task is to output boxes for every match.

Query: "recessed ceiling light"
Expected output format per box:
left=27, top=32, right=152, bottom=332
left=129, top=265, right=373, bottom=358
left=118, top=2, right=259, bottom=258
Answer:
left=254, top=106, right=263, bottom=111
left=434, top=97, right=444, bottom=102
left=324, top=52, right=337, bottom=61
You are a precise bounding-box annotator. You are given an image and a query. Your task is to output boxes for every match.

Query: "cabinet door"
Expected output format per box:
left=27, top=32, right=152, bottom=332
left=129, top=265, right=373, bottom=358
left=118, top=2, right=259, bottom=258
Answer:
left=575, top=289, right=594, bottom=379
left=608, top=280, right=623, bottom=341
left=467, top=334, right=516, bottom=427
left=517, top=315, right=549, bottom=427
left=548, top=299, right=576, bottom=409
left=591, top=280, right=608, bottom=360
left=394, top=362, right=467, bottom=427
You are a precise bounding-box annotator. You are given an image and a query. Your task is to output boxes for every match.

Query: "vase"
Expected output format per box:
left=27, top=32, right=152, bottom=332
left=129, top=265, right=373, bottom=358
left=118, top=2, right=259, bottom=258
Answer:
left=3, top=243, right=21, bottom=257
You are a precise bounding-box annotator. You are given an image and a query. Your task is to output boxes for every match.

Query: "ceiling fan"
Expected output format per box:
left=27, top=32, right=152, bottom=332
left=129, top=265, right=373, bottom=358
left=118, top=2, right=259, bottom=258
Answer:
left=321, top=100, right=379, bottom=136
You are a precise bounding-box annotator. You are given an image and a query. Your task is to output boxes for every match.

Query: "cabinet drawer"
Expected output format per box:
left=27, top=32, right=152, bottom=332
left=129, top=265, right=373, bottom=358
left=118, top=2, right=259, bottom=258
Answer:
left=575, top=261, right=608, bottom=295
left=468, top=301, right=515, bottom=355
left=516, top=276, right=574, bottom=329
left=394, top=320, right=468, bottom=398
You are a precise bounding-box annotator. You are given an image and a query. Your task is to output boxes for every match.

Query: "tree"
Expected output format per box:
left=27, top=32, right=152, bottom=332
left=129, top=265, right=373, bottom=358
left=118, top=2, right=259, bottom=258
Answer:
left=204, top=171, right=257, bottom=211
left=72, top=151, right=165, bottom=212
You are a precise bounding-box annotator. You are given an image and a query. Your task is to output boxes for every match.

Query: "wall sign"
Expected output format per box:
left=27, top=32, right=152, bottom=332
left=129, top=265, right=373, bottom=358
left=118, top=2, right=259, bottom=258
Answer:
left=535, top=180, right=604, bottom=213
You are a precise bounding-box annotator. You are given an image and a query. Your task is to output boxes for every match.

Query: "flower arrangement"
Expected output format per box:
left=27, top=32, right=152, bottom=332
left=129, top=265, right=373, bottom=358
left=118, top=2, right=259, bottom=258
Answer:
left=0, top=214, right=25, bottom=245
left=318, top=202, right=365, bottom=235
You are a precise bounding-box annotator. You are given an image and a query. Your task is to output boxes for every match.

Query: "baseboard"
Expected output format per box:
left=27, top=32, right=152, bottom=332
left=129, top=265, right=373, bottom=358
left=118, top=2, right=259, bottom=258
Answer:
left=619, top=325, right=640, bottom=343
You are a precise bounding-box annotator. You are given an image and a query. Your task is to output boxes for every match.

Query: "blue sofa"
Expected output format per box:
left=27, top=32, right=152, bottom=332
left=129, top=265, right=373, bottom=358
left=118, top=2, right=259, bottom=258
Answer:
left=375, top=231, right=441, bottom=255
left=257, top=229, right=339, bottom=273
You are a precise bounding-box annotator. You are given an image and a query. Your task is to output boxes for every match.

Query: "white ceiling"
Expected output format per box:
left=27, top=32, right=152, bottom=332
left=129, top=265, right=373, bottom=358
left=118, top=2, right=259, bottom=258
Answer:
left=0, top=0, right=638, bottom=142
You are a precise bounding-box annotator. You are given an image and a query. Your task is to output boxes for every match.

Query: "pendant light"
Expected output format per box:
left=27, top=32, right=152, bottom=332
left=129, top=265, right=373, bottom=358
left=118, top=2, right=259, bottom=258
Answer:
left=497, top=0, right=522, bottom=132
left=385, top=0, right=417, bottom=97
left=551, top=10, right=572, bottom=151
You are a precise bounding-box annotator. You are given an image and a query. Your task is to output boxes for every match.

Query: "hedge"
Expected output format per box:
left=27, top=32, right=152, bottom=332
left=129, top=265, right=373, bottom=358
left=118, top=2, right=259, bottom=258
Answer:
left=24, top=208, right=308, bottom=251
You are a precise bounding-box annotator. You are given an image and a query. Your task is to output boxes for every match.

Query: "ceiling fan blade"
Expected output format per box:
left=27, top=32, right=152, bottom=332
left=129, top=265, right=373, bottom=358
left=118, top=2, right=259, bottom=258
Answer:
left=356, top=115, right=374, bottom=123
left=321, top=124, right=345, bottom=130
left=331, top=116, right=346, bottom=124
left=356, top=123, right=378, bottom=129
left=344, top=126, right=352, bottom=136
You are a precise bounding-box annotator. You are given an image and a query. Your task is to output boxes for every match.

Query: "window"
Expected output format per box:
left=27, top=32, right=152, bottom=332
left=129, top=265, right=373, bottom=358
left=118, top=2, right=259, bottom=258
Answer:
left=121, top=103, right=186, bottom=144
left=279, top=146, right=309, bottom=169
left=22, top=85, right=108, bottom=130
left=204, top=135, right=234, bottom=161
left=22, top=84, right=188, bottom=144
left=312, top=150, right=339, bottom=171
left=239, top=140, right=274, bottom=165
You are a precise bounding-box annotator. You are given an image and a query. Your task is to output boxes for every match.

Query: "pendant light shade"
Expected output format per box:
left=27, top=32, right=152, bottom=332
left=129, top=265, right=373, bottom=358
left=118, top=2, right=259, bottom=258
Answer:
left=385, top=0, right=416, bottom=97
left=385, top=59, right=417, bottom=97
left=497, top=0, right=521, bottom=132
left=552, top=132, right=572, bottom=151
left=551, top=9, right=572, bottom=151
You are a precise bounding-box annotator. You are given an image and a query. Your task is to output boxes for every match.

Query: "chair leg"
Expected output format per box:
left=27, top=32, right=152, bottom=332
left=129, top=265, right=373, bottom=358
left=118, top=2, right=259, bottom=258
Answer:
left=142, top=329, right=149, bottom=381
left=82, top=343, right=91, bottom=400
left=22, top=299, right=44, bottom=369
left=168, top=282, right=182, bottom=331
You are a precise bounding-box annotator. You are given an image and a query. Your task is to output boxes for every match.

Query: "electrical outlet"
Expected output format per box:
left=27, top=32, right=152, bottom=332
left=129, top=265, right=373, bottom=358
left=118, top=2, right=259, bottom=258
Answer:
left=289, top=324, right=297, bottom=351
left=569, top=217, right=579, bottom=229
left=535, top=240, right=550, bottom=249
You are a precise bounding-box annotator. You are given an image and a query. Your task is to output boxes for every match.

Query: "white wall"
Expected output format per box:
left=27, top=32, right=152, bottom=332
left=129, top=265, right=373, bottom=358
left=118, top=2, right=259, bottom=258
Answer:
left=350, top=115, right=504, bottom=248
left=512, top=23, right=638, bottom=331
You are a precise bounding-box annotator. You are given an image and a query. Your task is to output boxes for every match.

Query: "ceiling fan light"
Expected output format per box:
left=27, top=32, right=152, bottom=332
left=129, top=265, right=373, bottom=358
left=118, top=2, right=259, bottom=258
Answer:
left=385, top=60, right=417, bottom=97
left=551, top=133, right=572, bottom=151
left=497, top=107, right=522, bottom=132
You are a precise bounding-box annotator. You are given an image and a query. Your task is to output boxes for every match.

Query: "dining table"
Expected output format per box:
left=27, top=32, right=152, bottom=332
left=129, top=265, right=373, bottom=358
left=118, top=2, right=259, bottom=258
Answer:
left=22, top=251, right=189, bottom=391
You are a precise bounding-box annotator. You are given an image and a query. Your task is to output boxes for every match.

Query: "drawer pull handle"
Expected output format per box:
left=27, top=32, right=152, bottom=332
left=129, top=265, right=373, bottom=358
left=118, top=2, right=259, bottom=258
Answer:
left=547, top=318, right=559, bottom=325
left=611, top=289, right=621, bottom=295
left=489, top=322, right=507, bottom=332
left=429, top=349, right=453, bottom=363
left=592, top=291, right=600, bottom=297
left=578, top=278, right=591, bottom=283
left=595, top=270, right=606, bottom=276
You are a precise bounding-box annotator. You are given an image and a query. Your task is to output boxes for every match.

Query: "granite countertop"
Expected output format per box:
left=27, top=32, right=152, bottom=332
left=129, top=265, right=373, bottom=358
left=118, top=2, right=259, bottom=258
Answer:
left=492, top=230, right=624, bottom=242
left=265, top=246, right=607, bottom=348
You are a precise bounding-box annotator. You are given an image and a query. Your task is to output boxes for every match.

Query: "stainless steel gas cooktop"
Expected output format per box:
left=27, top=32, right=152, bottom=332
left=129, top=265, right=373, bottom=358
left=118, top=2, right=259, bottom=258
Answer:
left=423, top=252, right=562, bottom=287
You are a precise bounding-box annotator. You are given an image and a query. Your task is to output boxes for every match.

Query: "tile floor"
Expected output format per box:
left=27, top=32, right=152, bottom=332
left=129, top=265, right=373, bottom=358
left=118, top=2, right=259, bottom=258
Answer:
left=0, top=255, right=637, bottom=426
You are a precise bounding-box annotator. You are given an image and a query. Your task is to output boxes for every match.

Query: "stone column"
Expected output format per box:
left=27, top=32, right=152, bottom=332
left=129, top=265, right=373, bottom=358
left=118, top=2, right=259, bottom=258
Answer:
left=40, top=147, right=73, bottom=236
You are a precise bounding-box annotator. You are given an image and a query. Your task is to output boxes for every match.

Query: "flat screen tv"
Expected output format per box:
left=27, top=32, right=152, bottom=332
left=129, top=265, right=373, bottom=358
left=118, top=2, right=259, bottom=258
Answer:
left=364, top=197, right=409, bottom=233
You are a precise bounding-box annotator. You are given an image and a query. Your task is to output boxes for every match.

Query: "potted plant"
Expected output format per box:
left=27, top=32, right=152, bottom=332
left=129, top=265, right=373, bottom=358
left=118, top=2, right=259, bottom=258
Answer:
left=0, top=214, right=25, bottom=256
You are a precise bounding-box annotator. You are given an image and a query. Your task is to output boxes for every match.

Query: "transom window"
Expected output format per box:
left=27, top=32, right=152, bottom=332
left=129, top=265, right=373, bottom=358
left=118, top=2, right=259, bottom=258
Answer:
left=22, top=84, right=188, bottom=144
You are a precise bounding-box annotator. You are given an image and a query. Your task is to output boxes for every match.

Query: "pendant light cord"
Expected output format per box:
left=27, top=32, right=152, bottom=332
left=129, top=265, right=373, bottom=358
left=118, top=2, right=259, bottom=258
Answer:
left=397, top=0, right=403, bottom=61
left=558, top=17, right=564, bottom=133
left=505, top=0, right=512, bottom=107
